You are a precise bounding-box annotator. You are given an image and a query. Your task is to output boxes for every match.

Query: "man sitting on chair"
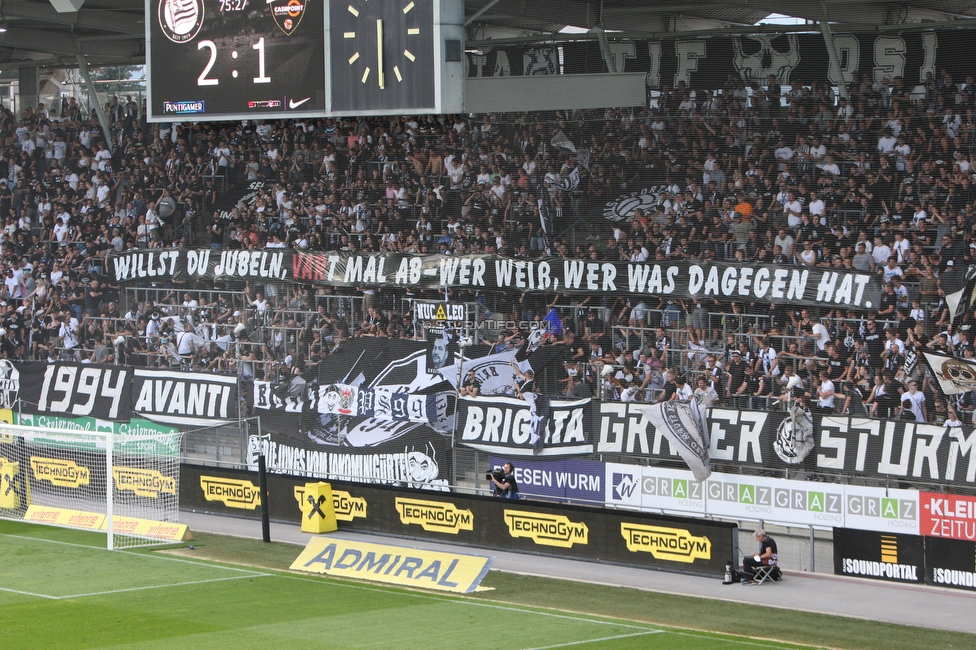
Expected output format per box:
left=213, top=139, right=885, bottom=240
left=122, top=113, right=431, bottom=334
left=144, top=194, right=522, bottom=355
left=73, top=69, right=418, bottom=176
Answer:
left=741, top=528, right=779, bottom=583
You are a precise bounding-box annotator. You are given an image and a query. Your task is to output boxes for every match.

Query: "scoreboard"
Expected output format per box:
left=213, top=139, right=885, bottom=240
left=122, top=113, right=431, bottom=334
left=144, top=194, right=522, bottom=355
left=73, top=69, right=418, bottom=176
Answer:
left=146, top=0, right=464, bottom=121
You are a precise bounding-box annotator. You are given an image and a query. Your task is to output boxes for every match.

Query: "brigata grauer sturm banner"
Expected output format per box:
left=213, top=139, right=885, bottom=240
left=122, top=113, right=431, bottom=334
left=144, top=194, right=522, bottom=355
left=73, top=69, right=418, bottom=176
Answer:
left=595, top=404, right=976, bottom=486
left=106, top=249, right=883, bottom=310
left=457, top=395, right=593, bottom=457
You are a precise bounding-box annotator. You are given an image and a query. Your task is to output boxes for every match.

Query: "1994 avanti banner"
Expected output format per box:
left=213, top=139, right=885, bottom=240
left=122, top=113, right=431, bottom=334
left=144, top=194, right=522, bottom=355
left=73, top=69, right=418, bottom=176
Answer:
left=0, top=360, right=239, bottom=428
left=107, top=249, right=884, bottom=310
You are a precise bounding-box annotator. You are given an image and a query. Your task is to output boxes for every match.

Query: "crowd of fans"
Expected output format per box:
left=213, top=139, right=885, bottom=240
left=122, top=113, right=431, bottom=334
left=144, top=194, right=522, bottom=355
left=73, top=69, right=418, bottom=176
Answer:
left=0, top=69, right=974, bottom=425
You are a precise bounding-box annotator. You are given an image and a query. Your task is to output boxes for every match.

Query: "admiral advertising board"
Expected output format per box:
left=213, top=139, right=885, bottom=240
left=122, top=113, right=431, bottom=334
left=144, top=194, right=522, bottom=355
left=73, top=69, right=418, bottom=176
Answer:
left=180, top=463, right=737, bottom=577
left=833, top=528, right=924, bottom=584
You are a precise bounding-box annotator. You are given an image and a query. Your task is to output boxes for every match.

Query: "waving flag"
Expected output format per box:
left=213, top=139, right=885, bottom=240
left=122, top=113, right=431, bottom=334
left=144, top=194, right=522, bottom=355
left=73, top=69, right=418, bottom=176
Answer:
left=923, top=351, right=976, bottom=395
left=550, top=129, right=577, bottom=153
left=541, top=308, right=563, bottom=337
left=640, top=397, right=711, bottom=481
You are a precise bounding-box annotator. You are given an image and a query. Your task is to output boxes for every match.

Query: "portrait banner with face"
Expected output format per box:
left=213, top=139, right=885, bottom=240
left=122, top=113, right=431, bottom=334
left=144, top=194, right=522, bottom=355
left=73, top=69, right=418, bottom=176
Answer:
left=426, top=326, right=458, bottom=375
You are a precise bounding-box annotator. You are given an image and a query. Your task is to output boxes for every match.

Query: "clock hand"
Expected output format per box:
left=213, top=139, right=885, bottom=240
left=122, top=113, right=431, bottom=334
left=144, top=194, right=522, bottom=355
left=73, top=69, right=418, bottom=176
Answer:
left=376, top=19, right=385, bottom=89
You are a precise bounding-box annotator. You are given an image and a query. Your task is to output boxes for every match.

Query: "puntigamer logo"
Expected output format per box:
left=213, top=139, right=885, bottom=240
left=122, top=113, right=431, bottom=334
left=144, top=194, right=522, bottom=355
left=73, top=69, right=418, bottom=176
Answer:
left=395, top=498, right=473, bottom=534
left=30, top=457, right=90, bottom=488
left=503, top=510, right=588, bottom=548
left=113, top=467, right=177, bottom=499
left=294, top=486, right=368, bottom=521
left=621, top=523, right=711, bottom=563
left=200, top=476, right=261, bottom=509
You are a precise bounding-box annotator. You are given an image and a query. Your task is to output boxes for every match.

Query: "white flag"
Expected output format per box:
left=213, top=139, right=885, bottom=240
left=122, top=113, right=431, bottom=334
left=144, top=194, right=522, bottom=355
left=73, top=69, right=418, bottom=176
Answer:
left=577, top=148, right=591, bottom=171
left=556, top=167, right=580, bottom=192
left=922, top=351, right=976, bottom=395
left=640, top=398, right=711, bottom=481
left=945, top=285, right=965, bottom=324
left=550, top=129, right=577, bottom=153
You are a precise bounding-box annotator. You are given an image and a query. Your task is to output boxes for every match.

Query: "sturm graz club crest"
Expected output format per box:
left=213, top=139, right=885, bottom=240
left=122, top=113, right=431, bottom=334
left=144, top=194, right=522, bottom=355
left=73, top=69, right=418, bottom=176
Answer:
left=773, top=406, right=815, bottom=465
left=158, top=0, right=204, bottom=44
left=602, top=188, right=670, bottom=223
left=269, top=0, right=306, bottom=36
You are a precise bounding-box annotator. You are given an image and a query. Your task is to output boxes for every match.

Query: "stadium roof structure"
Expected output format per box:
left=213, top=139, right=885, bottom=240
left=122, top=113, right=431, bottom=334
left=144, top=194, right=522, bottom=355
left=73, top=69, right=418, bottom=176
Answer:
left=0, top=0, right=975, bottom=68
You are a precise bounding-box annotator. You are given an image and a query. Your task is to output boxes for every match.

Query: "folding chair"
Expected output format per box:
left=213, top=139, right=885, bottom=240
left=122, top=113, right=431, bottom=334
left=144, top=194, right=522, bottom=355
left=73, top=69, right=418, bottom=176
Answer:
left=751, top=564, right=780, bottom=585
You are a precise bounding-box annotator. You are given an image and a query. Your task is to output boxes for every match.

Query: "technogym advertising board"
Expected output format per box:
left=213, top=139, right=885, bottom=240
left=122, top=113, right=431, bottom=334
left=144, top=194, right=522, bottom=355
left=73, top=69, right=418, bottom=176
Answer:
left=181, top=463, right=737, bottom=577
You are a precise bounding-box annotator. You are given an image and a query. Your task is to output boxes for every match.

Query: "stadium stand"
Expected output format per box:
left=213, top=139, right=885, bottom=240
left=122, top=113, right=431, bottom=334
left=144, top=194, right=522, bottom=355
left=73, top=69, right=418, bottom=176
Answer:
left=1, top=69, right=975, bottom=426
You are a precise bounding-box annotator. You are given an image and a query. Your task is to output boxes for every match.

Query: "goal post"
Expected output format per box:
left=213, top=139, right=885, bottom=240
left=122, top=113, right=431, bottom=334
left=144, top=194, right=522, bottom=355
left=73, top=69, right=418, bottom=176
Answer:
left=0, top=423, right=184, bottom=549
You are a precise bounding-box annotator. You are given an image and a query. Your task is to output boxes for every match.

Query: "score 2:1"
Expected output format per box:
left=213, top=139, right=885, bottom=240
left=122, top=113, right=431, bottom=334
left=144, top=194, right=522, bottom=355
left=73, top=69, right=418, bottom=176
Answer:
left=196, top=38, right=272, bottom=86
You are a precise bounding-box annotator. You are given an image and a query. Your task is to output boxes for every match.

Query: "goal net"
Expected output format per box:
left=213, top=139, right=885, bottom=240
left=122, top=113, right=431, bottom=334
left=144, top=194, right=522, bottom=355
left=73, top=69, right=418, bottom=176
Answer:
left=0, top=423, right=184, bottom=549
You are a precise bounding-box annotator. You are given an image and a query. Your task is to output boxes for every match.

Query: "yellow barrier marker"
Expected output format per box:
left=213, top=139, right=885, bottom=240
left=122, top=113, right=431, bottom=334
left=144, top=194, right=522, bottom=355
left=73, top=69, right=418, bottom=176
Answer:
left=299, top=482, right=338, bottom=534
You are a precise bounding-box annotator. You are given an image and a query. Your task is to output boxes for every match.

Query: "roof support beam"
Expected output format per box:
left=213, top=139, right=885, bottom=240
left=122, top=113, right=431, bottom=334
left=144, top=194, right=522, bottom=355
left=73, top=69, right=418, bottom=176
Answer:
left=77, top=53, right=113, bottom=154
left=0, top=29, right=142, bottom=57
left=468, top=17, right=976, bottom=49
left=819, top=2, right=849, bottom=101
left=2, top=4, right=143, bottom=36
left=49, top=0, right=85, bottom=13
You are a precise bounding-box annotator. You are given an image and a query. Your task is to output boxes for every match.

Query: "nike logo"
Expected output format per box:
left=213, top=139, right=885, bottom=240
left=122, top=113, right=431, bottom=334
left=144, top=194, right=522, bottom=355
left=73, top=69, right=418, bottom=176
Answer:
left=289, top=97, right=311, bottom=109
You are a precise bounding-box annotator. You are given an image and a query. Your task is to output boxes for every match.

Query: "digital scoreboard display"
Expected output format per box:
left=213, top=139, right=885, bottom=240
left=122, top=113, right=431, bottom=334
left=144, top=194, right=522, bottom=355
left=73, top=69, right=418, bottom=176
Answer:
left=146, top=0, right=465, bottom=121
left=148, top=0, right=327, bottom=120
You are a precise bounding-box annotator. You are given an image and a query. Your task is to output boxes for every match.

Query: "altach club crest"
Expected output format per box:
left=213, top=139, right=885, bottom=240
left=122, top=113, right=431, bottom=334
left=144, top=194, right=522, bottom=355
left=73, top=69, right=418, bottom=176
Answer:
left=269, top=0, right=306, bottom=35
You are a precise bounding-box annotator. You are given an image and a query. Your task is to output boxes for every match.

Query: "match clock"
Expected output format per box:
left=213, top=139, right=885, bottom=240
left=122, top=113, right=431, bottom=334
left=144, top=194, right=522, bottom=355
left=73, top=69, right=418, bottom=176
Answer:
left=147, top=0, right=327, bottom=120
left=329, top=0, right=436, bottom=113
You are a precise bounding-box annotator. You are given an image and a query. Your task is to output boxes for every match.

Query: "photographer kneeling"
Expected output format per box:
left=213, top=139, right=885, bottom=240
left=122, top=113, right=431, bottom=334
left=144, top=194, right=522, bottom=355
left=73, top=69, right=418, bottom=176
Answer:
left=488, top=462, right=520, bottom=499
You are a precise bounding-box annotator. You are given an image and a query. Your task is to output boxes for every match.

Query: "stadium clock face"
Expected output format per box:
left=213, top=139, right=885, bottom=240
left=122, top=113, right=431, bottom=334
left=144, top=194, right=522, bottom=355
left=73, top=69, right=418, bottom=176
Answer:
left=329, top=0, right=436, bottom=113
left=148, top=0, right=327, bottom=120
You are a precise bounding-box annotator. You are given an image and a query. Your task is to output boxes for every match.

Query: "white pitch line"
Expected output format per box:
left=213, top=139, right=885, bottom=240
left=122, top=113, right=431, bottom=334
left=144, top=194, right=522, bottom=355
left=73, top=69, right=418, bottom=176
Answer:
left=0, top=533, right=269, bottom=576
left=118, top=549, right=271, bottom=575
left=668, top=630, right=816, bottom=649
left=274, top=571, right=656, bottom=631
left=54, top=574, right=270, bottom=600
left=524, top=629, right=664, bottom=649
left=272, top=572, right=816, bottom=648
left=0, top=533, right=105, bottom=549
left=0, top=586, right=60, bottom=600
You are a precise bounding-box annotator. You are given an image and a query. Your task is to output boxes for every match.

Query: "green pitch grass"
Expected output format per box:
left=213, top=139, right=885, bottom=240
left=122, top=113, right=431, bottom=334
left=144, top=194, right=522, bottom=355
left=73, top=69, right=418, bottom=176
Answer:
left=0, top=521, right=972, bottom=650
